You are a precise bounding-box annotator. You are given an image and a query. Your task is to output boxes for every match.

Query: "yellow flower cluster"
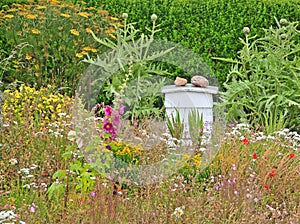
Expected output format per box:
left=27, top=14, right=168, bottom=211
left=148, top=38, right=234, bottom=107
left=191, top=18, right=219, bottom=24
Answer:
left=105, top=141, right=143, bottom=164
left=2, top=84, right=73, bottom=128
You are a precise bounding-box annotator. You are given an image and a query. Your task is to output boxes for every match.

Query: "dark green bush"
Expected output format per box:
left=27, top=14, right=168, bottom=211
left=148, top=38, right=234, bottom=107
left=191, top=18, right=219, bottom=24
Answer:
left=75, top=0, right=300, bottom=85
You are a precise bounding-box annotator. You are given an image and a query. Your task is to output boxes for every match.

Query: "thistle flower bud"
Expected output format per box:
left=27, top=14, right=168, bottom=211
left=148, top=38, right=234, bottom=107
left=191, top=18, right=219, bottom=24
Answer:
left=280, top=34, right=287, bottom=40
left=151, top=14, right=157, bottom=22
left=279, top=19, right=288, bottom=26
left=242, top=27, right=250, bottom=35
left=122, top=13, right=128, bottom=19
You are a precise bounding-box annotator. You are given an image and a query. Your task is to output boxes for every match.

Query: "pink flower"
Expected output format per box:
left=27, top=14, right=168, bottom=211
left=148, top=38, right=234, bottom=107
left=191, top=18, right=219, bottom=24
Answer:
left=91, top=191, right=96, bottom=197
left=119, top=104, right=125, bottom=115
left=29, top=203, right=36, bottom=213
left=104, top=105, right=113, bottom=116
left=102, top=120, right=115, bottom=134
left=112, top=113, right=121, bottom=129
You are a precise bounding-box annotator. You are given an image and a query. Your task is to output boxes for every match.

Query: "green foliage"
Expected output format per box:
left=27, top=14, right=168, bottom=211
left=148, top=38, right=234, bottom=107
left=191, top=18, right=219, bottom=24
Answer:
left=83, top=14, right=173, bottom=121
left=166, top=108, right=184, bottom=140
left=215, top=18, right=300, bottom=133
left=188, top=109, right=204, bottom=148
left=82, top=0, right=300, bottom=85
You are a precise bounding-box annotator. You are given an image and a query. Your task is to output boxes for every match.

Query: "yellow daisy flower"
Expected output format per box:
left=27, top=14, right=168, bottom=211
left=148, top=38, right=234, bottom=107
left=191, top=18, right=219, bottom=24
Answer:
left=85, top=28, right=93, bottom=34
left=31, top=29, right=41, bottom=34
left=3, top=14, right=14, bottom=19
left=70, top=29, right=79, bottom=36
left=78, top=12, right=89, bottom=18
left=60, top=13, right=71, bottom=18
left=26, top=14, right=38, bottom=19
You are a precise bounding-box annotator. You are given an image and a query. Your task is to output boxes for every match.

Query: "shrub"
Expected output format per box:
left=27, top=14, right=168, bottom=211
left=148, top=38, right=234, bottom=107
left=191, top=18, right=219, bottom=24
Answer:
left=0, top=0, right=119, bottom=93
left=79, top=0, right=300, bottom=85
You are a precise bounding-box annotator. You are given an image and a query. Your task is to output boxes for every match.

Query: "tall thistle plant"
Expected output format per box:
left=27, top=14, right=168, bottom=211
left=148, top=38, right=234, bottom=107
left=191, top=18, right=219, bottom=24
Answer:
left=83, top=13, right=174, bottom=122
left=213, top=18, right=300, bottom=133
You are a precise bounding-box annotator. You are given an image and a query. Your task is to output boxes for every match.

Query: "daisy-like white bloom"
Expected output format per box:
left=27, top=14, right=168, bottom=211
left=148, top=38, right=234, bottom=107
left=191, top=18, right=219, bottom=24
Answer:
left=9, top=158, right=18, bottom=165
left=67, top=130, right=76, bottom=142
left=173, top=206, right=184, bottom=218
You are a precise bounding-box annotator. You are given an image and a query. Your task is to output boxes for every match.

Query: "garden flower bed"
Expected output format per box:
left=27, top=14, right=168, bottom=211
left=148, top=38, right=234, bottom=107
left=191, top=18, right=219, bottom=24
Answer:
left=0, top=1, right=299, bottom=223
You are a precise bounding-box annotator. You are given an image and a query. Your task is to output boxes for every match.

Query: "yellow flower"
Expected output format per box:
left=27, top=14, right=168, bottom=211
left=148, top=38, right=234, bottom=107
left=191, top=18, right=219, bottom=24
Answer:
left=108, top=34, right=116, bottom=39
left=31, top=29, right=41, bottom=34
left=60, top=13, right=71, bottom=18
left=98, top=9, right=109, bottom=15
left=25, top=54, right=32, bottom=60
left=7, top=8, right=18, bottom=12
left=70, top=29, right=79, bottom=36
left=18, top=11, right=26, bottom=16
left=85, top=28, right=93, bottom=34
left=82, top=47, right=97, bottom=53
left=75, top=51, right=88, bottom=58
left=36, top=6, right=47, bottom=9
left=105, top=28, right=116, bottom=34
left=78, top=12, right=89, bottom=18
left=109, top=16, right=119, bottom=21
left=3, top=14, right=14, bottom=19
left=26, top=14, right=38, bottom=19
left=58, top=26, right=63, bottom=31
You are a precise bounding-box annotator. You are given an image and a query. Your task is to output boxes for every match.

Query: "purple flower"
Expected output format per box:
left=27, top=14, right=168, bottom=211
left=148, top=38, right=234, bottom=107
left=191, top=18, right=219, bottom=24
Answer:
left=91, top=191, right=96, bottom=197
left=106, top=145, right=112, bottom=150
left=104, top=105, right=113, bottom=116
left=102, top=120, right=115, bottom=134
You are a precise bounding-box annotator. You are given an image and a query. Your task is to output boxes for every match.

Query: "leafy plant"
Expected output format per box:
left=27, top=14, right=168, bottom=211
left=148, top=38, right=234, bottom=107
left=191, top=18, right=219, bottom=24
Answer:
left=214, top=18, right=300, bottom=133
left=188, top=108, right=204, bottom=149
left=166, top=107, right=184, bottom=140
left=83, top=13, right=173, bottom=122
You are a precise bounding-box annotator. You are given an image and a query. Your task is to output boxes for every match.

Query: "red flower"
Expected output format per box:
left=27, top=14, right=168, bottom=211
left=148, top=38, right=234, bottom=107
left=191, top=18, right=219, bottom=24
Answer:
left=268, top=169, right=276, bottom=177
left=264, top=185, right=270, bottom=189
left=252, top=153, right=258, bottom=160
left=241, top=137, right=249, bottom=144
left=289, top=153, right=295, bottom=158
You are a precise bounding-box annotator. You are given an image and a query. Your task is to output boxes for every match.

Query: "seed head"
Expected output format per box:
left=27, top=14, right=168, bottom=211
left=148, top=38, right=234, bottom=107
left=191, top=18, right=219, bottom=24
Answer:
left=151, top=14, right=158, bottom=22
left=280, top=34, right=287, bottom=40
left=279, top=19, right=288, bottom=26
left=242, top=27, right=250, bottom=35
left=122, top=13, right=128, bottom=19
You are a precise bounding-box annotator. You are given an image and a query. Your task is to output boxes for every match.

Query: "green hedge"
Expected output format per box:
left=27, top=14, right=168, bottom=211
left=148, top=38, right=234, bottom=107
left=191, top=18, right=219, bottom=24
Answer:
left=76, top=0, right=300, bottom=85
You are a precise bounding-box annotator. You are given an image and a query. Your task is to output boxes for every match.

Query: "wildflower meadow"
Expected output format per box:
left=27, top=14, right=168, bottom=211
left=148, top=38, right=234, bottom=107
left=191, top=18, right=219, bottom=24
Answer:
left=0, top=0, right=299, bottom=223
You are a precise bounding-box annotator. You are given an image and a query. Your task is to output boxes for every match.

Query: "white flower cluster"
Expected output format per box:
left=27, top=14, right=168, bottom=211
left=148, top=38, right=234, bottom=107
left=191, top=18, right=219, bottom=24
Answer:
left=0, top=210, right=25, bottom=224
